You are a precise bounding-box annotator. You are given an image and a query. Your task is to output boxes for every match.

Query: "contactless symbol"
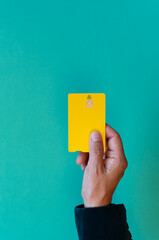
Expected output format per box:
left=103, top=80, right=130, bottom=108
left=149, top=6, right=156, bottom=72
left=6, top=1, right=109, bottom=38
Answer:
left=87, top=95, right=93, bottom=108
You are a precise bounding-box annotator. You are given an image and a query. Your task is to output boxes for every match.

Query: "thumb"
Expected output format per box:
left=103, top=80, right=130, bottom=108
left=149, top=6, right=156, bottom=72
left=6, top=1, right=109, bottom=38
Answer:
left=88, top=131, right=104, bottom=168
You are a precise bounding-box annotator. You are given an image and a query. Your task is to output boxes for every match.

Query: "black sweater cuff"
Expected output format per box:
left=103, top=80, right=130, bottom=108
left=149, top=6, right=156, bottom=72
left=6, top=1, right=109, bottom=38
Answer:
left=74, top=203, right=132, bottom=240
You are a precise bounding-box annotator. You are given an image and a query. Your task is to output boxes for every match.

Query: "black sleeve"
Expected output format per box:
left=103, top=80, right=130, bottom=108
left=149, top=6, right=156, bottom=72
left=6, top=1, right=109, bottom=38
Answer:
left=74, top=203, right=132, bottom=240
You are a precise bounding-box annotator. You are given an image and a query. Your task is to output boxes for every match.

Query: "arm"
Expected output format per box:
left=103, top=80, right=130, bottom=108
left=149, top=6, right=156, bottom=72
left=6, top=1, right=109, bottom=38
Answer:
left=74, top=203, right=132, bottom=240
left=75, top=123, right=132, bottom=240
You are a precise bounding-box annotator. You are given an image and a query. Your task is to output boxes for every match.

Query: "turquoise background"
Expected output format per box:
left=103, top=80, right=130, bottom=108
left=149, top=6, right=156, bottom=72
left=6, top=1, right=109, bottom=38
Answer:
left=0, top=0, right=159, bottom=239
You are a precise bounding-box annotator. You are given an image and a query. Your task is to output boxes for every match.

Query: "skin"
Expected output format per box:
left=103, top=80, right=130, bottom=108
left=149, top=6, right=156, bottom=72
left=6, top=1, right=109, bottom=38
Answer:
left=76, top=123, right=128, bottom=207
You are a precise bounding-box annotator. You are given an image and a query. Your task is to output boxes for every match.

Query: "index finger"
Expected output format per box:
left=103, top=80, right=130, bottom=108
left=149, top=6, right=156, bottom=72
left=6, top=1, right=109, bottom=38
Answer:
left=105, top=123, right=124, bottom=152
left=76, top=151, right=89, bottom=165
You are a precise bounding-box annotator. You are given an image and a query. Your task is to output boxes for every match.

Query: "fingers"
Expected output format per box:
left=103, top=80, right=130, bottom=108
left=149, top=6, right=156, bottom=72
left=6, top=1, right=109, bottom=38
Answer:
left=76, top=124, right=126, bottom=173
left=76, top=151, right=89, bottom=165
left=81, top=159, right=88, bottom=171
left=88, top=131, right=104, bottom=168
left=105, top=123, right=119, bottom=139
left=105, top=123, right=124, bottom=152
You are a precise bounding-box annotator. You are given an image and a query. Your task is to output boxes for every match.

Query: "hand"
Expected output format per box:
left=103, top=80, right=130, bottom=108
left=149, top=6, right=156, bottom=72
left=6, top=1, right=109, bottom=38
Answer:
left=76, top=123, right=128, bottom=207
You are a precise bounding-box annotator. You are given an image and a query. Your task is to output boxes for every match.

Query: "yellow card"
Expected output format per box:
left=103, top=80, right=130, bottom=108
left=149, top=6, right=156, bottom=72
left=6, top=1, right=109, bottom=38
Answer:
left=68, top=93, right=106, bottom=152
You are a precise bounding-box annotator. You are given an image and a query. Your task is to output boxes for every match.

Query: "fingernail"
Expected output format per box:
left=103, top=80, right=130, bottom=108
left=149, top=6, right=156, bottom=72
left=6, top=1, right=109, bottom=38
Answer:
left=91, top=131, right=102, bottom=141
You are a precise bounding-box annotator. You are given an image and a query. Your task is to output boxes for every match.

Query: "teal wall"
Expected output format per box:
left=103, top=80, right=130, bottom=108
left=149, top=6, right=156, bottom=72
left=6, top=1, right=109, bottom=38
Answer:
left=0, top=0, right=159, bottom=239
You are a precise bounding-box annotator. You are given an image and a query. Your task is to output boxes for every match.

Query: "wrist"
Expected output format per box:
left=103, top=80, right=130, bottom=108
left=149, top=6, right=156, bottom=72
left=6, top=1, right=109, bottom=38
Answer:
left=84, top=198, right=112, bottom=208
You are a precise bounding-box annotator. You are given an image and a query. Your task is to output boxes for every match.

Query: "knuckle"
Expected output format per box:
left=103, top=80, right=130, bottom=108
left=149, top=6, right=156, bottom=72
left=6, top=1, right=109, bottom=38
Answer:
left=115, top=131, right=121, bottom=140
left=120, top=160, right=128, bottom=177
left=125, top=160, right=128, bottom=169
left=122, top=162, right=127, bottom=172
left=123, top=157, right=128, bottom=169
left=121, top=171, right=125, bottom=178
